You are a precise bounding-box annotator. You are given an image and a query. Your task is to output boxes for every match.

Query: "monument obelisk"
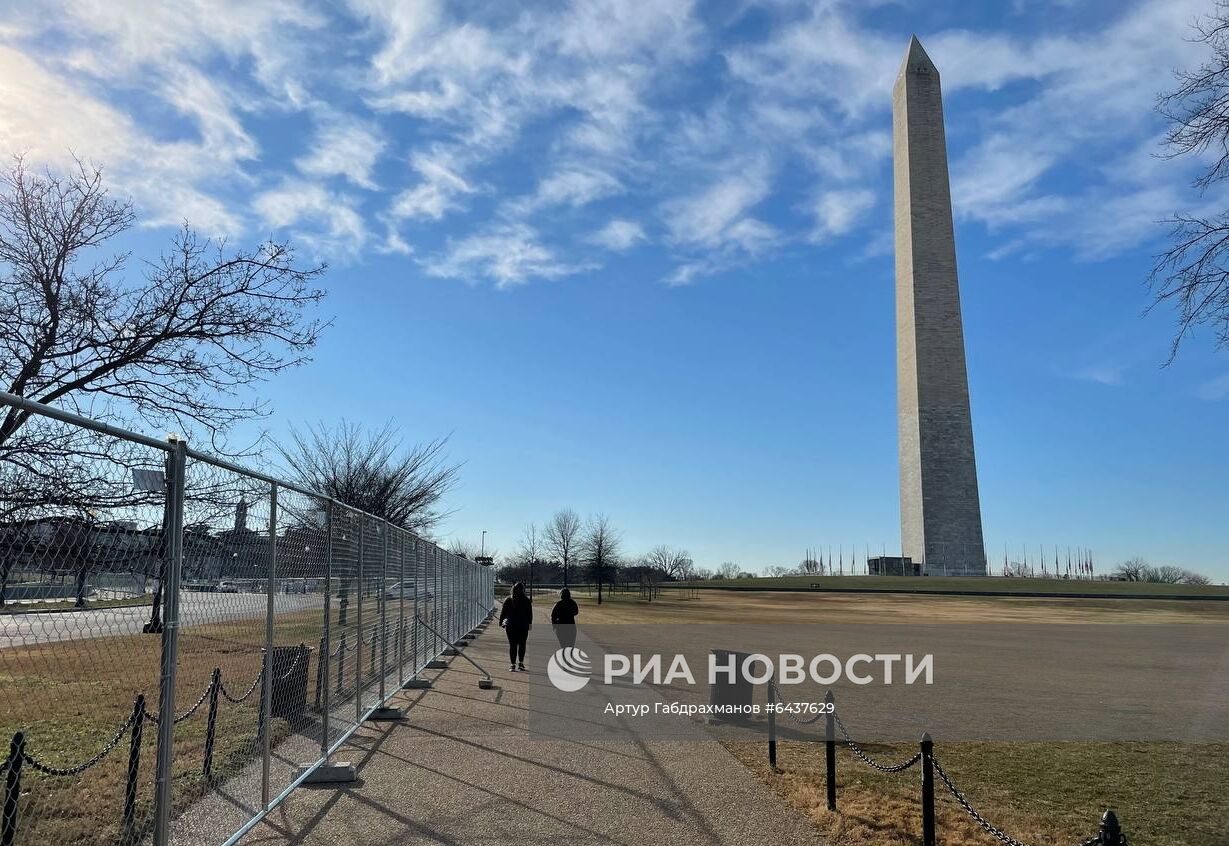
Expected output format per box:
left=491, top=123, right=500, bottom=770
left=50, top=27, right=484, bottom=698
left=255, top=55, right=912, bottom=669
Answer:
left=893, top=36, right=986, bottom=576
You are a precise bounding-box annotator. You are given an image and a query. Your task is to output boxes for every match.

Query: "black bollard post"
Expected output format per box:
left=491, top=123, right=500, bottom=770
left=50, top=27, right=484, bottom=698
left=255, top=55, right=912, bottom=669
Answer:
left=824, top=691, right=837, bottom=811
left=203, top=668, right=220, bottom=781
left=122, top=695, right=145, bottom=844
left=766, top=675, right=777, bottom=770
left=920, top=732, right=935, bottom=846
left=2, top=732, right=24, bottom=846
left=1100, top=809, right=1126, bottom=845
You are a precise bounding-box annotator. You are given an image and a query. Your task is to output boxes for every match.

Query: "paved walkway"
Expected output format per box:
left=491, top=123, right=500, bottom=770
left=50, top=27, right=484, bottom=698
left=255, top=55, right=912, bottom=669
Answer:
left=241, top=608, right=823, bottom=846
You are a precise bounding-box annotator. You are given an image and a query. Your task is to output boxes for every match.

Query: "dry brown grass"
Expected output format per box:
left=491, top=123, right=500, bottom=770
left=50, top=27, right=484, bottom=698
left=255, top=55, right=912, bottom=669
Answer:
left=564, top=586, right=1229, bottom=846
left=0, top=599, right=391, bottom=846
left=564, top=584, right=1229, bottom=625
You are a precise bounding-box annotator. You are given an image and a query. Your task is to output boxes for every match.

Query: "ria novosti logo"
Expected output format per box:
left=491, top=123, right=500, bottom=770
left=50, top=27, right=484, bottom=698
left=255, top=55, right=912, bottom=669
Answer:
left=547, top=647, right=593, bottom=691
left=547, top=649, right=934, bottom=692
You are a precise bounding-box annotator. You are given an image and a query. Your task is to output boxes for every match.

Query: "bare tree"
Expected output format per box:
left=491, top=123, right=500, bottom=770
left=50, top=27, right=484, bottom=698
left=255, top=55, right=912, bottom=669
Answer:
left=276, top=421, right=459, bottom=534
left=0, top=156, right=326, bottom=451
left=1153, top=3, right=1229, bottom=360
left=516, top=522, right=542, bottom=590
left=643, top=544, right=694, bottom=581
left=544, top=508, right=582, bottom=587
left=1114, top=557, right=1150, bottom=581
left=715, top=561, right=740, bottom=580
left=582, top=514, right=620, bottom=605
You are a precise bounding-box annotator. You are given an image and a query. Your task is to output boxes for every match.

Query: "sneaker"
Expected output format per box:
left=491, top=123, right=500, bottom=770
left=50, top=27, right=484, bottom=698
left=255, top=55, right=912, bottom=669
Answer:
left=509, top=663, right=517, bottom=671
left=517, top=662, right=526, bottom=671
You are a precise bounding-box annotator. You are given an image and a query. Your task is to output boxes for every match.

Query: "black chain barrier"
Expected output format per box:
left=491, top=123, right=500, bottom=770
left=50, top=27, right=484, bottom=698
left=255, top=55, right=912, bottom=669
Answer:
left=1, top=649, right=322, bottom=844
left=23, top=710, right=137, bottom=777
left=831, top=710, right=922, bottom=773
left=764, top=687, right=1128, bottom=846
left=220, top=667, right=264, bottom=704
left=931, top=755, right=1108, bottom=846
left=2, top=694, right=149, bottom=846
left=144, top=677, right=215, bottom=726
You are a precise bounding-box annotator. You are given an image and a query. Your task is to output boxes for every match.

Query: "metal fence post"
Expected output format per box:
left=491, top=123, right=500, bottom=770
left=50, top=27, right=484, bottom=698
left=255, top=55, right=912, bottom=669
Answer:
left=825, top=690, right=837, bottom=810
left=320, top=503, right=333, bottom=761
left=153, top=437, right=186, bottom=846
left=379, top=522, right=389, bottom=702
left=411, top=538, right=419, bottom=676
left=433, top=547, right=441, bottom=658
left=261, top=482, right=278, bottom=809
left=398, top=532, right=406, bottom=685
left=920, top=732, right=935, bottom=846
left=355, top=521, right=364, bottom=723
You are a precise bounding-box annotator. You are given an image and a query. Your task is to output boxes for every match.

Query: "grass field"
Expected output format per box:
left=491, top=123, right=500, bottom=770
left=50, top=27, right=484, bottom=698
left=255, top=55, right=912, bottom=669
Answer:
left=563, top=586, right=1229, bottom=846
left=675, top=574, right=1229, bottom=597
left=0, top=595, right=151, bottom=614
left=0, top=597, right=405, bottom=846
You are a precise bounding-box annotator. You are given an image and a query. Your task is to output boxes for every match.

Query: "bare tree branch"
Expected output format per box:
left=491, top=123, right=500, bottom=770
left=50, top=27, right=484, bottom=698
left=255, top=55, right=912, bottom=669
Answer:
left=275, top=420, right=460, bottom=534
left=1153, top=4, right=1229, bottom=360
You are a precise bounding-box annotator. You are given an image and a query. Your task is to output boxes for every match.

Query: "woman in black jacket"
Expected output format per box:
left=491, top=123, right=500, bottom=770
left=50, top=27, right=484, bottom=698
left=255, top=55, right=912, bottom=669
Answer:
left=550, top=587, right=579, bottom=649
left=499, top=582, right=533, bottom=671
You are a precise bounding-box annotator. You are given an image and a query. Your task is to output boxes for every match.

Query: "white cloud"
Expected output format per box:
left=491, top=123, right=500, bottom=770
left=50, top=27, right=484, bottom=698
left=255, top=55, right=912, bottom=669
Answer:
left=296, top=118, right=386, bottom=189
left=390, top=150, right=475, bottom=220
left=512, top=168, right=623, bottom=214
left=253, top=179, right=367, bottom=254
left=1073, top=363, right=1127, bottom=387
left=0, top=0, right=1211, bottom=283
left=423, top=223, right=587, bottom=288
left=665, top=163, right=773, bottom=249
left=589, top=219, right=645, bottom=251
left=811, top=189, right=875, bottom=240
left=1196, top=373, right=1229, bottom=401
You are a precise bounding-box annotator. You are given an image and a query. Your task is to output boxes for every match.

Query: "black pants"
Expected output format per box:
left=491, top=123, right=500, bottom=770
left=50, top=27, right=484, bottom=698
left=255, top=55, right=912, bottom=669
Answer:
left=553, top=624, right=576, bottom=650
left=506, top=625, right=528, bottom=664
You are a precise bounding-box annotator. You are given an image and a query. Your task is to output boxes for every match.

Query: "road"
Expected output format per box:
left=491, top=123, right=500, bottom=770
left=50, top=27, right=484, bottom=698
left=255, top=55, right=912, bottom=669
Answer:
left=0, top=591, right=323, bottom=649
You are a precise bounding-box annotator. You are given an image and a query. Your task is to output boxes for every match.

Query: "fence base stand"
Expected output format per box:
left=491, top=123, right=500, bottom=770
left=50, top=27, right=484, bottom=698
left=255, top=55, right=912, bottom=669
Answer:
left=478, top=678, right=494, bottom=690
left=302, top=762, right=357, bottom=784
left=443, top=647, right=460, bottom=656
left=403, top=678, right=432, bottom=689
left=426, top=659, right=448, bottom=669
left=367, top=707, right=404, bottom=722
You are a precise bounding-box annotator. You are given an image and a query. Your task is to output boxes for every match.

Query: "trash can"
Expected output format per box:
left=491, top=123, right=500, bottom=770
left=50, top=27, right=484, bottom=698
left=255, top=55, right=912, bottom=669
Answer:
left=267, top=644, right=313, bottom=720
left=709, top=649, right=754, bottom=722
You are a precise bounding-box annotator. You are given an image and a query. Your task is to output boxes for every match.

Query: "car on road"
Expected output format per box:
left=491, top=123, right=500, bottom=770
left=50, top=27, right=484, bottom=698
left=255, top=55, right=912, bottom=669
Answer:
left=216, top=581, right=240, bottom=593
left=382, top=582, right=433, bottom=601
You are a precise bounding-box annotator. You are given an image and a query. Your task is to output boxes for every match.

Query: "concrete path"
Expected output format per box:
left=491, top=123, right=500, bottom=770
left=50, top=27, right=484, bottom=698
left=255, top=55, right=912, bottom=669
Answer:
left=240, top=609, right=823, bottom=846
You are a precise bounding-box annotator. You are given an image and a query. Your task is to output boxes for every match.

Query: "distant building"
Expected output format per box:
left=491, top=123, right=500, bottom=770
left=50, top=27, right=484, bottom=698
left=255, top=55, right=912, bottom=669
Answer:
left=868, top=556, right=920, bottom=577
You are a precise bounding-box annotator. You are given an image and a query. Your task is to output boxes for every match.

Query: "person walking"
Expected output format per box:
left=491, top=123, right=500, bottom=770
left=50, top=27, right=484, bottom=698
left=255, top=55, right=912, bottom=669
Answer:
left=499, top=582, right=533, bottom=671
left=550, top=587, right=579, bottom=649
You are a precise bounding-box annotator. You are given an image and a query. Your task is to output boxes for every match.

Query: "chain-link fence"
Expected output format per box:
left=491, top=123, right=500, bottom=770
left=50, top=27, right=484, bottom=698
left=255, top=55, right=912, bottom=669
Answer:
left=0, top=391, right=494, bottom=846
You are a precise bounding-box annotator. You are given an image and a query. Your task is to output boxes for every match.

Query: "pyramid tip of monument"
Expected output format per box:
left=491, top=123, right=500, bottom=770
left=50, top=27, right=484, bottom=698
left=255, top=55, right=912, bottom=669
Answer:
left=900, top=34, right=936, bottom=75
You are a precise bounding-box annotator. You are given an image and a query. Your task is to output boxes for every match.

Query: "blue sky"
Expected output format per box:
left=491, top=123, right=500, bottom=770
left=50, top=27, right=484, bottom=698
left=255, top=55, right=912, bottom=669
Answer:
left=1, top=0, right=1227, bottom=579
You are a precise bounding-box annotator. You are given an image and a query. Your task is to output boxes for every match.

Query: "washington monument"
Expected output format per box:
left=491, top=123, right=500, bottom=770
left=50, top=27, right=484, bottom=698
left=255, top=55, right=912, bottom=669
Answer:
left=893, top=36, right=987, bottom=576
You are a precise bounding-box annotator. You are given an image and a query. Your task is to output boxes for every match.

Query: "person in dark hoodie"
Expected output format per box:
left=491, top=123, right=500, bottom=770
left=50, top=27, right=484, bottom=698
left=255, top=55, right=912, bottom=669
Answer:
left=550, top=587, right=580, bottom=649
left=499, top=582, right=533, bottom=671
